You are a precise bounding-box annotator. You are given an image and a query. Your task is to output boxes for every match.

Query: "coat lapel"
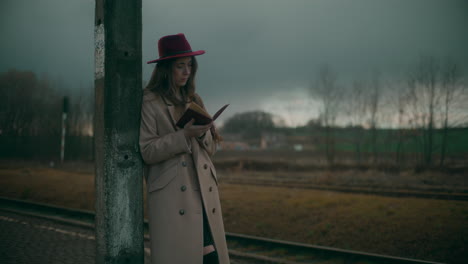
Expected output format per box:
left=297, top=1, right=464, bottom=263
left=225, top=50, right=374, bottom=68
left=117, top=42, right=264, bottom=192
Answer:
left=162, top=96, right=191, bottom=131
left=166, top=104, right=178, bottom=130
left=161, top=96, right=178, bottom=130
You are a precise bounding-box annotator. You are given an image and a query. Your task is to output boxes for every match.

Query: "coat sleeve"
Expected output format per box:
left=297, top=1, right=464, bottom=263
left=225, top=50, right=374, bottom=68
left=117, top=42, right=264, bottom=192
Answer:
left=139, top=98, right=192, bottom=165
left=196, top=128, right=216, bottom=157
left=194, top=93, right=217, bottom=157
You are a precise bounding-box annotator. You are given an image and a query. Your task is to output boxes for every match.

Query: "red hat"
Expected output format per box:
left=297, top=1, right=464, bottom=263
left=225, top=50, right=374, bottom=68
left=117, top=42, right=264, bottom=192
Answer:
left=147, top=33, right=205, bottom=64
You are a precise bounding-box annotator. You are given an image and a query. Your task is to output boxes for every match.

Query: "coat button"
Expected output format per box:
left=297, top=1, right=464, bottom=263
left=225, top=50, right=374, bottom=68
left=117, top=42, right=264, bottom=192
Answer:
left=204, top=164, right=208, bottom=169
left=212, top=208, right=216, bottom=214
left=179, top=209, right=185, bottom=215
left=182, top=161, right=187, bottom=167
left=181, top=185, right=187, bottom=192
left=209, top=186, right=213, bottom=192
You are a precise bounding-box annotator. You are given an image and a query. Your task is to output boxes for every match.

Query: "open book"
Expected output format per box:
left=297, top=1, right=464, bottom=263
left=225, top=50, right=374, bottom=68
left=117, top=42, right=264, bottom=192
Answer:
left=176, top=102, right=229, bottom=128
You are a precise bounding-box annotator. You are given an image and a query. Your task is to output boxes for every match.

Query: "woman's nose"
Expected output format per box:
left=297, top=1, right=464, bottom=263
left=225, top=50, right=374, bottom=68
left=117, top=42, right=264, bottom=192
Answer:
left=184, top=66, right=190, bottom=75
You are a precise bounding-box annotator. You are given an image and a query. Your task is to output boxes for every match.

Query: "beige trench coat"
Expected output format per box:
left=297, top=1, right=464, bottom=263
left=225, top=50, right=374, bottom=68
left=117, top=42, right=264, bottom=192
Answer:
left=139, top=89, right=230, bottom=264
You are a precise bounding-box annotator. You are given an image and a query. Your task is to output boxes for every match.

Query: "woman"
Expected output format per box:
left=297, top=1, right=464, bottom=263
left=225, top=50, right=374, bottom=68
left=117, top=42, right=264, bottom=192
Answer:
left=139, top=33, right=230, bottom=264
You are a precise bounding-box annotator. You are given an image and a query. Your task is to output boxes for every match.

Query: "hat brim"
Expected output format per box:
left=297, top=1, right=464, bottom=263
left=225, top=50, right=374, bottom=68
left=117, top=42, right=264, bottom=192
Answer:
left=147, top=50, right=205, bottom=64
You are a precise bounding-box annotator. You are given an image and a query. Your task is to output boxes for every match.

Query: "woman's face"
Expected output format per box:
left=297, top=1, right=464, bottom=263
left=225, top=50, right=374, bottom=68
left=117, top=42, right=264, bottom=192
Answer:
left=172, top=56, right=192, bottom=88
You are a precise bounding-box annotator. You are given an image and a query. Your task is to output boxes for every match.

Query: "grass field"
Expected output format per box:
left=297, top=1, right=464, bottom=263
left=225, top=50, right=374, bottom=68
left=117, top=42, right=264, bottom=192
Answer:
left=291, top=127, right=468, bottom=154
left=0, top=160, right=467, bottom=263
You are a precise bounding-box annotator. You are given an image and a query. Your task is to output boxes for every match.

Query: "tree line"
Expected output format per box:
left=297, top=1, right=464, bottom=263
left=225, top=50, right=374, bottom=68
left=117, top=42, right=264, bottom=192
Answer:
left=220, top=56, right=467, bottom=167
left=1, top=55, right=467, bottom=166
left=306, top=56, right=467, bottom=167
left=0, top=69, right=93, bottom=159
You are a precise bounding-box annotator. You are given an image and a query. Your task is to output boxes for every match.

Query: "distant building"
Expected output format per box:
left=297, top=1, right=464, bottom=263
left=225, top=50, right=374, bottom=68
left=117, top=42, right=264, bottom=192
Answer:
left=216, top=132, right=250, bottom=150
left=259, top=131, right=287, bottom=149
left=287, top=135, right=317, bottom=151
left=218, top=130, right=315, bottom=151
left=293, top=144, right=303, bottom=151
left=218, top=141, right=250, bottom=151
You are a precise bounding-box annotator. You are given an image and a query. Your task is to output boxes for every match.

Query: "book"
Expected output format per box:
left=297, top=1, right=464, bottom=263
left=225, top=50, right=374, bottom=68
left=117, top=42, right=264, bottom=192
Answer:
left=176, top=102, right=229, bottom=128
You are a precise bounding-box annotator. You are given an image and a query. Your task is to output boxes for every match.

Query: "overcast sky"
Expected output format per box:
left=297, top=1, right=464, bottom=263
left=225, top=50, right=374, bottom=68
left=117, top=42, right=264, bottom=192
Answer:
left=1, top=0, right=467, bottom=126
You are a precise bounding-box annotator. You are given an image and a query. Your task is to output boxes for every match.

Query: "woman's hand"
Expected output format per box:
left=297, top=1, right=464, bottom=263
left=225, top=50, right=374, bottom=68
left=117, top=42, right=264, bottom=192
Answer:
left=183, top=119, right=212, bottom=138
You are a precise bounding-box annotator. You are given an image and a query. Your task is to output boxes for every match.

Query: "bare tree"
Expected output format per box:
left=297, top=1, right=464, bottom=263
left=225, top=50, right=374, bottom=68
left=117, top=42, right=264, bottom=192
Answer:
left=346, top=80, right=367, bottom=165
left=391, top=82, right=411, bottom=166
left=311, top=65, right=342, bottom=165
left=407, top=56, right=441, bottom=166
left=346, top=72, right=382, bottom=166
left=439, top=59, right=465, bottom=166
left=0, top=70, right=54, bottom=136
left=60, top=81, right=94, bottom=137
left=367, top=70, right=381, bottom=164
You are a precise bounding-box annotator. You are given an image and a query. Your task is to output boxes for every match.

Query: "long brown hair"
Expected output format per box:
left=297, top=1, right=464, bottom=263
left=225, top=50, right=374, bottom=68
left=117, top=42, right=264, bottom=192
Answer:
left=146, top=56, right=197, bottom=106
left=146, top=56, right=222, bottom=142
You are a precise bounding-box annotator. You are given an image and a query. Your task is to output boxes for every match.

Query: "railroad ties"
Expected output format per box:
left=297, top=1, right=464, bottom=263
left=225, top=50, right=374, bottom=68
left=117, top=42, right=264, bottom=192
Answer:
left=0, top=197, right=445, bottom=264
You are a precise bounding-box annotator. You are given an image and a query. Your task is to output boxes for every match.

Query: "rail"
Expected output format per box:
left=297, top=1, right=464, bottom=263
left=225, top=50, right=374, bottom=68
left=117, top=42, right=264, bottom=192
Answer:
left=0, top=197, right=445, bottom=264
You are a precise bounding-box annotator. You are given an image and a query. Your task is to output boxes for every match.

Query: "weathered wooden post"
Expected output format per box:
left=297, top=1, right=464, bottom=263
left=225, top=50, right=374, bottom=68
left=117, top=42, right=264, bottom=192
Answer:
left=94, top=0, right=143, bottom=263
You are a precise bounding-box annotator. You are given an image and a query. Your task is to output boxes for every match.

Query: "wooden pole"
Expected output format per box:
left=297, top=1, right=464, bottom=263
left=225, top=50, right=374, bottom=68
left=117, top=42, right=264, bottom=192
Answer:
left=94, top=1, right=143, bottom=263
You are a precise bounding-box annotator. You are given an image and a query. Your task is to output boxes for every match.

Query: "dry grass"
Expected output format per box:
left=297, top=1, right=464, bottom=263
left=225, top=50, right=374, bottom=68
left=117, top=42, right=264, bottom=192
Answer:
left=219, top=169, right=468, bottom=193
left=0, top=161, right=466, bottom=263
left=219, top=184, right=468, bottom=263
left=0, top=167, right=95, bottom=210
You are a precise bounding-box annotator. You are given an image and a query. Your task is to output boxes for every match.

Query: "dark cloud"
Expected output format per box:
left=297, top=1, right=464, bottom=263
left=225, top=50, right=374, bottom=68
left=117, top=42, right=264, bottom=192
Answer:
left=1, top=0, right=467, bottom=125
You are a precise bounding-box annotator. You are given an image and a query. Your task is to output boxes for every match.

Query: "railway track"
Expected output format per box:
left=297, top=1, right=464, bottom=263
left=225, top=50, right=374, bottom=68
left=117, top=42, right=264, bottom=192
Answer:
left=0, top=197, right=445, bottom=264
left=220, top=177, right=468, bottom=201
